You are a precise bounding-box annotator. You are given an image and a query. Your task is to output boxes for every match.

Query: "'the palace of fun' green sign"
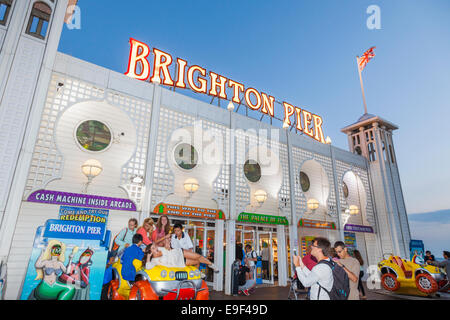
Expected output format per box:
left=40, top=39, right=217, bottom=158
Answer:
left=237, top=212, right=289, bottom=226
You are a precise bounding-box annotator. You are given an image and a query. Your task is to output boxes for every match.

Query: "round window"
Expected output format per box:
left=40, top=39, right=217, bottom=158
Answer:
left=300, top=171, right=310, bottom=192
left=244, top=160, right=261, bottom=183
left=76, top=120, right=112, bottom=152
left=343, top=182, right=349, bottom=199
left=174, top=143, right=198, bottom=170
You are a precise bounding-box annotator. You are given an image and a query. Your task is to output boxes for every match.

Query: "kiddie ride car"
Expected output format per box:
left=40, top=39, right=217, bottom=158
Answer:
left=107, top=260, right=209, bottom=300
left=378, top=254, right=448, bottom=296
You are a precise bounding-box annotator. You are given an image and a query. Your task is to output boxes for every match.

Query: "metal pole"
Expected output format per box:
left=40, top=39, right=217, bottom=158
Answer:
left=357, top=56, right=368, bottom=115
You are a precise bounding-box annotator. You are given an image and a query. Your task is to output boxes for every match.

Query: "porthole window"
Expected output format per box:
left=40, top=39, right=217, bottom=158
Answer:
left=76, top=120, right=112, bottom=152
left=243, top=160, right=261, bottom=183
left=299, top=171, right=310, bottom=192
left=26, top=1, right=51, bottom=40
left=343, top=182, right=349, bottom=199
left=0, top=0, right=12, bottom=26
left=174, top=143, right=198, bottom=170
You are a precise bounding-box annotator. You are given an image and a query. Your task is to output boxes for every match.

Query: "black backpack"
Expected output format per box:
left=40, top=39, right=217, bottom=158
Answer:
left=316, top=259, right=350, bottom=300
left=238, top=266, right=247, bottom=286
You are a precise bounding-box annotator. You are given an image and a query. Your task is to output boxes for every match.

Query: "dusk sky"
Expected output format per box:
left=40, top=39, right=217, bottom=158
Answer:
left=58, top=0, right=450, bottom=253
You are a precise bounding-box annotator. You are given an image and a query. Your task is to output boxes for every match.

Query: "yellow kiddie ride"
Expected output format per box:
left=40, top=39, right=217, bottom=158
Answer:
left=107, top=259, right=209, bottom=300
left=378, top=254, right=445, bottom=296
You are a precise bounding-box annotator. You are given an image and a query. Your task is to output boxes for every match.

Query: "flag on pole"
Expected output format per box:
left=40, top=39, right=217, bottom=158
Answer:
left=357, top=46, right=376, bottom=72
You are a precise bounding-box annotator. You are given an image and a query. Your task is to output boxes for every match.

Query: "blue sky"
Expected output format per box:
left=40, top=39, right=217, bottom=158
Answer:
left=58, top=0, right=449, bottom=251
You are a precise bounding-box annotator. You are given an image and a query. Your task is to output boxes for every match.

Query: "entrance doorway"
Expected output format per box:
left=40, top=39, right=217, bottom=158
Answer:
left=184, top=222, right=216, bottom=285
left=257, top=231, right=275, bottom=284
left=236, top=224, right=277, bottom=285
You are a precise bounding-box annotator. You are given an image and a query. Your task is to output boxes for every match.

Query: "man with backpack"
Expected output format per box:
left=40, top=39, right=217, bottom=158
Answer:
left=334, top=241, right=360, bottom=300
left=293, top=237, right=350, bottom=300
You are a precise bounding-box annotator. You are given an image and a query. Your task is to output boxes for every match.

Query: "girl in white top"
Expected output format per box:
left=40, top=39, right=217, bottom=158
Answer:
left=144, top=243, right=219, bottom=272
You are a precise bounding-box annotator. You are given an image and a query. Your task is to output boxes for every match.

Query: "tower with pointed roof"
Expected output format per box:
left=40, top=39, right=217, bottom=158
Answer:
left=342, top=113, right=411, bottom=258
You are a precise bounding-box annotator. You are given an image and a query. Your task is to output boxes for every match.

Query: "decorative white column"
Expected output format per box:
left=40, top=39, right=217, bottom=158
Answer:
left=225, top=219, right=236, bottom=295
left=141, top=83, right=162, bottom=221
left=285, top=129, right=298, bottom=277
left=224, top=108, right=237, bottom=295
left=330, top=145, right=345, bottom=241
left=276, top=225, right=287, bottom=286
left=213, top=219, right=224, bottom=291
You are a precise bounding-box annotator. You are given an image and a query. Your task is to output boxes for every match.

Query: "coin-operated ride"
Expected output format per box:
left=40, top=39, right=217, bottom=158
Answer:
left=107, top=259, right=209, bottom=300
left=378, top=254, right=447, bottom=296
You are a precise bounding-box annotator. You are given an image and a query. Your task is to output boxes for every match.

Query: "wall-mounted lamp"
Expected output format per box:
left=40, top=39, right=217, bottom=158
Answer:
left=184, top=178, right=199, bottom=198
left=81, top=159, right=103, bottom=193
left=307, top=198, right=319, bottom=211
left=254, top=189, right=268, bottom=206
left=349, top=205, right=360, bottom=215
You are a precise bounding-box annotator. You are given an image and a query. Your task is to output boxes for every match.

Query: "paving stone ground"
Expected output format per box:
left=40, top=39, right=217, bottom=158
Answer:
left=209, top=282, right=449, bottom=301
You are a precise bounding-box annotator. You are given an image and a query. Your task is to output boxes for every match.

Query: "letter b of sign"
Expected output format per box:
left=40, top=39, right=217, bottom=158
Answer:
left=66, top=5, right=81, bottom=30
left=366, top=5, right=381, bottom=30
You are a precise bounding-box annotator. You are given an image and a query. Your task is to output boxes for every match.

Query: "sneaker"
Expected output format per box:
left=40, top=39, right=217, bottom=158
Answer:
left=242, top=289, right=250, bottom=296
left=208, top=264, right=220, bottom=273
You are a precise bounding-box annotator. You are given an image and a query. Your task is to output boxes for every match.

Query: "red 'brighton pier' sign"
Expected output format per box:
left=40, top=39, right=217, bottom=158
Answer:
left=125, top=38, right=326, bottom=144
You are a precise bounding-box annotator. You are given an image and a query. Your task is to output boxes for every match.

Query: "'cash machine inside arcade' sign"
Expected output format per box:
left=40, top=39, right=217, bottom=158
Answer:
left=28, top=190, right=137, bottom=211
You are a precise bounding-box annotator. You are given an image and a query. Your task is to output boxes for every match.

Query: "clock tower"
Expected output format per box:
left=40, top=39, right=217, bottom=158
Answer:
left=342, top=113, right=411, bottom=258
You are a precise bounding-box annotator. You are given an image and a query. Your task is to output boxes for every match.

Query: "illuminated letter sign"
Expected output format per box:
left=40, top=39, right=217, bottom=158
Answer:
left=125, top=38, right=151, bottom=80
left=150, top=48, right=174, bottom=85
left=125, top=38, right=327, bottom=143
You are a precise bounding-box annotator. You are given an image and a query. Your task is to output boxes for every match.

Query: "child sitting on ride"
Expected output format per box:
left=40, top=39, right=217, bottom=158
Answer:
left=143, top=242, right=219, bottom=273
left=121, top=234, right=144, bottom=284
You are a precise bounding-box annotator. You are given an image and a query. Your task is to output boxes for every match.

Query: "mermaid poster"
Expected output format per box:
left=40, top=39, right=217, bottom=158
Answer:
left=20, top=220, right=109, bottom=300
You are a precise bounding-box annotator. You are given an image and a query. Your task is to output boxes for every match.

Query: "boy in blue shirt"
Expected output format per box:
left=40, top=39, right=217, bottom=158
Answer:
left=120, top=234, right=144, bottom=284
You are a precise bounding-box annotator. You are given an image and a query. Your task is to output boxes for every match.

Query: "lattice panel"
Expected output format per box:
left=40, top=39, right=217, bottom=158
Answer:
left=24, top=73, right=151, bottom=208
left=150, top=107, right=230, bottom=212
left=235, top=132, right=257, bottom=214
left=275, top=141, right=291, bottom=218
left=335, top=160, right=376, bottom=229
left=24, top=74, right=105, bottom=197
left=291, top=146, right=338, bottom=222
left=106, top=91, right=152, bottom=209
left=205, top=121, right=230, bottom=214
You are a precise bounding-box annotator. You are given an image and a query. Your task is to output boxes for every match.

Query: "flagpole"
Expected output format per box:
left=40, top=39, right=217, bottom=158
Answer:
left=356, top=56, right=368, bottom=115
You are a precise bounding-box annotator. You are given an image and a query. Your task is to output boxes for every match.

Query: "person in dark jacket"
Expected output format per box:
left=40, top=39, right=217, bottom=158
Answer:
left=424, top=251, right=435, bottom=263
